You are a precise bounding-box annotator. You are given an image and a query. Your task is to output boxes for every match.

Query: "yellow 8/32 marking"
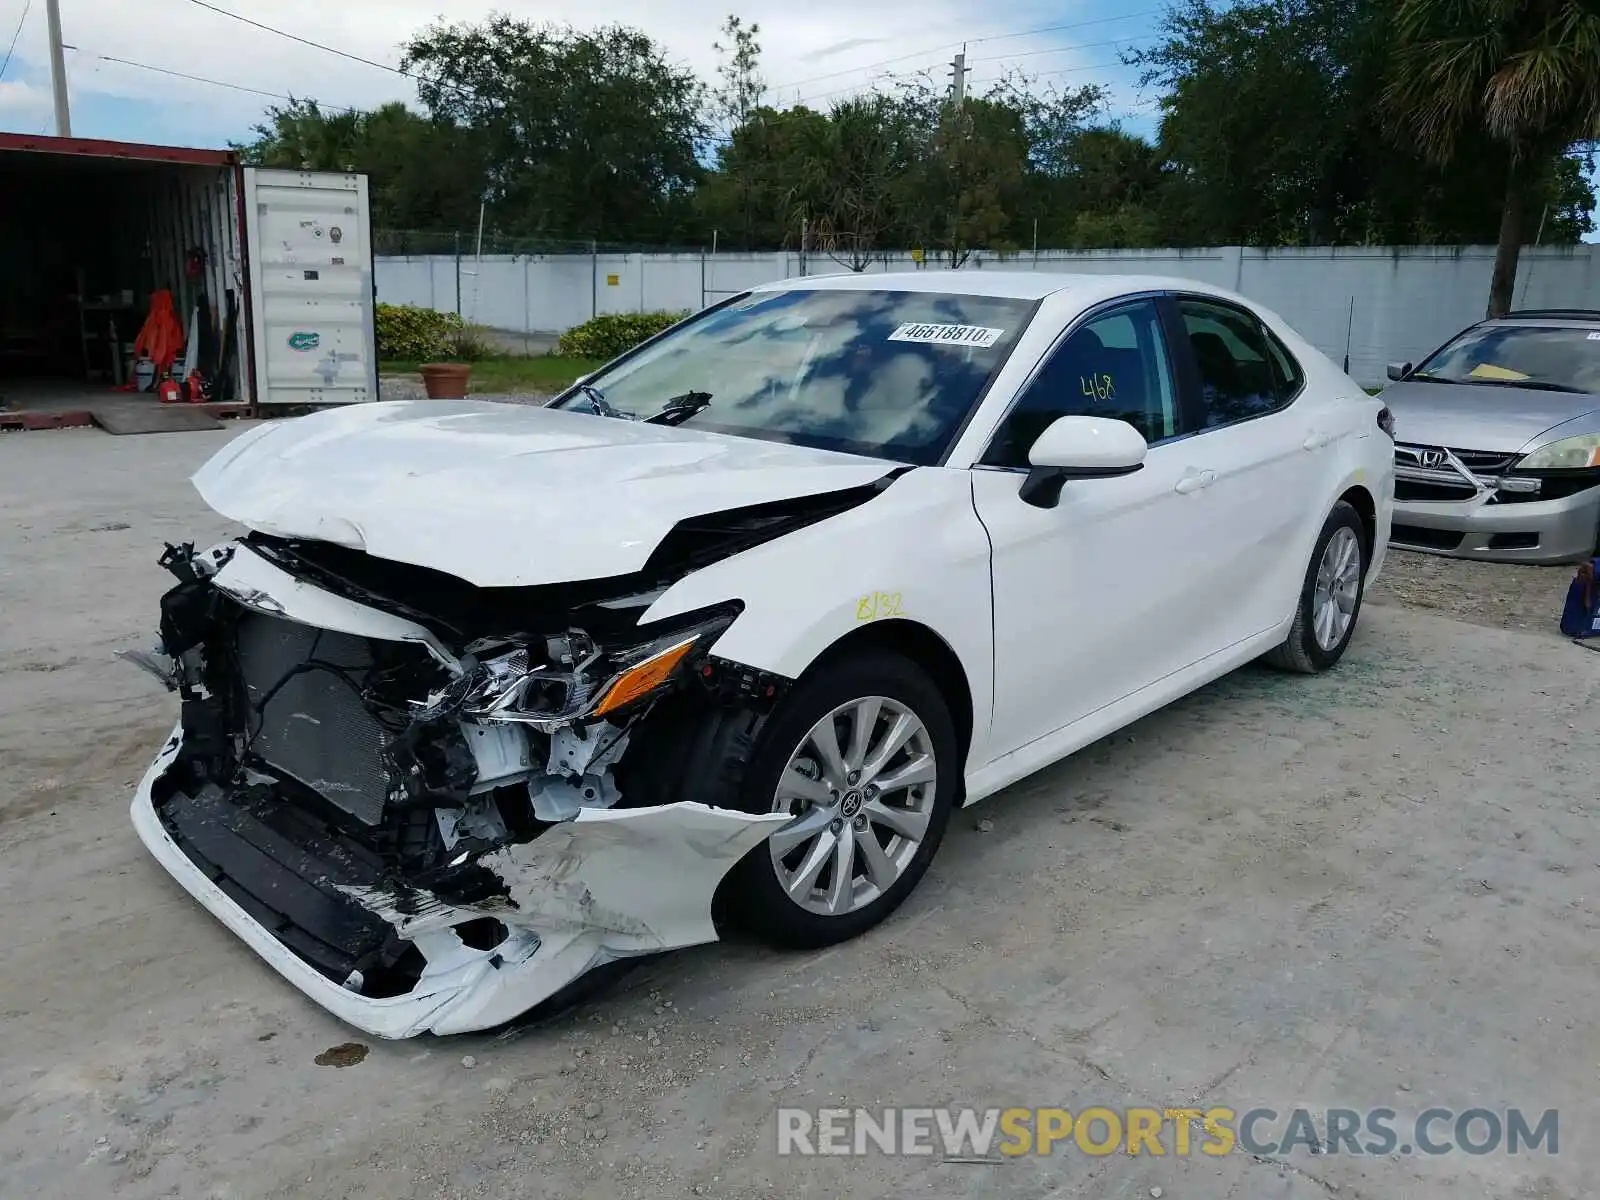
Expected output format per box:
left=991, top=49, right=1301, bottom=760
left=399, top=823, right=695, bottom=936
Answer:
left=856, top=592, right=906, bottom=621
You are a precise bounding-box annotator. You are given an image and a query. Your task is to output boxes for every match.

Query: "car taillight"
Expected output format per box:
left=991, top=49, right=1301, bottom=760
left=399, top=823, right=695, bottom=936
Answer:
left=1377, top=406, right=1396, bottom=438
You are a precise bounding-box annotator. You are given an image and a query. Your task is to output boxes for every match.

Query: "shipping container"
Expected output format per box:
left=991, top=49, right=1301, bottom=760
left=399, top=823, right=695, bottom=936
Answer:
left=0, top=133, right=377, bottom=418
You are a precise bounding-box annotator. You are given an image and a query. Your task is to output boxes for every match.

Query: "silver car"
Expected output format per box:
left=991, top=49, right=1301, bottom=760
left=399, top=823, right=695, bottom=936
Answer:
left=1382, top=309, right=1600, bottom=563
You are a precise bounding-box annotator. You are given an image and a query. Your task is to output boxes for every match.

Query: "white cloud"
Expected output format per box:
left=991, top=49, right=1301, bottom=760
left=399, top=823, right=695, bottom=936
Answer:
left=0, top=0, right=1154, bottom=141
left=0, top=77, right=49, bottom=117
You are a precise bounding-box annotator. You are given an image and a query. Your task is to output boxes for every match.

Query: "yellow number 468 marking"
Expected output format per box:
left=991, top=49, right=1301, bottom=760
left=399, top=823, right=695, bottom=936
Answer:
left=1080, top=372, right=1116, bottom=402
left=856, top=591, right=906, bottom=622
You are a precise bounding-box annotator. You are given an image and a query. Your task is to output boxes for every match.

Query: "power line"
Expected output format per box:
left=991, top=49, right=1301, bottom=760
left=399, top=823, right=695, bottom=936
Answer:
left=769, top=8, right=1161, bottom=94
left=182, top=0, right=473, bottom=99
left=688, top=57, right=1156, bottom=147
left=966, top=58, right=1143, bottom=89
left=791, top=75, right=909, bottom=108
left=970, top=8, right=1163, bottom=49
left=968, top=34, right=1159, bottom=66
left=67, top=46, right=361, bottom=113
left=186, top=0, right=408, bottom=79
left=771, top=43, right=966, bottom=94
left=732, top=40, right=1154, bottom=118
left=0, top=0, right=30, bottom=82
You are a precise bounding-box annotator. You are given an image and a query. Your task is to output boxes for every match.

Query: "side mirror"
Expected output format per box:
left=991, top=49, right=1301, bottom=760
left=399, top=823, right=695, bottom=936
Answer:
left=1386, top=361, right=1411, bottom=382
left=1019, top=415, right=1148, bottom=509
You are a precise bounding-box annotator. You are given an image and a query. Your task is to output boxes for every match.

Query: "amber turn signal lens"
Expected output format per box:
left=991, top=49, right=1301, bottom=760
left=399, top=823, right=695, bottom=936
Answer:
left=591, top=638, right=698, bottom=717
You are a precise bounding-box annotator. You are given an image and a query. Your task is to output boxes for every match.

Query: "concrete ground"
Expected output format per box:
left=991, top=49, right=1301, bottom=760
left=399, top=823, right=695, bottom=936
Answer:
left=1, top=424, right=1595, bottom=1200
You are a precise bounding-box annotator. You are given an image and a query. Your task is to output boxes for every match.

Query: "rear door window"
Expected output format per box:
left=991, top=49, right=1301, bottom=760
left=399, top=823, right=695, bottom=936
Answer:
left=1177, top=298, right=1297, bottom=428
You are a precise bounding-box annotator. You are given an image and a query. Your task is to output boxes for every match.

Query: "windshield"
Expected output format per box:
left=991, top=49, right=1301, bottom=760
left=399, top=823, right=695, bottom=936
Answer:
left=552, top=288, right=1036, bottom=463
left=1413, top=323, right=1600, bottom=394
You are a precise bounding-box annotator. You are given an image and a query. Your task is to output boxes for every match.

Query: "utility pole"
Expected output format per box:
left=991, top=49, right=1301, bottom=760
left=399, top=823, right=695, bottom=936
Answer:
left=949, top=48, right=968, bottom=103
left=946, top=47, right=970, bottom=269
left=45, top=0, right=71, bottom=136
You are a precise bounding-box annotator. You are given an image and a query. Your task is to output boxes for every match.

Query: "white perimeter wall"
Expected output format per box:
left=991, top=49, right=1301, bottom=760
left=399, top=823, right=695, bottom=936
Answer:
left=375, top=244, right=1600, bottom=386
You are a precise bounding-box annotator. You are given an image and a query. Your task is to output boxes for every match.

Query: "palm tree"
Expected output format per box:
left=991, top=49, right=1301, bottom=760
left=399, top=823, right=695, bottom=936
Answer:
left=1385, top=0, right=1600, bottom=316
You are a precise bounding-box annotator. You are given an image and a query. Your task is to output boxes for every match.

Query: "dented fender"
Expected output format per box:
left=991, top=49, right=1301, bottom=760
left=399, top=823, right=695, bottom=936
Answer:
left=641, top=466, right=996, bottom=765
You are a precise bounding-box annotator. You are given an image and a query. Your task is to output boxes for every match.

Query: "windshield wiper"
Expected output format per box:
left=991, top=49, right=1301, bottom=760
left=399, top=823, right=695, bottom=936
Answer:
left=641, top=390, right=713, bottom=426
left=1454, top=378, right=1588, bottom=394
left=1487, top=379, right=1588, bottom=394
left=576, top=383, right=633, bottom=420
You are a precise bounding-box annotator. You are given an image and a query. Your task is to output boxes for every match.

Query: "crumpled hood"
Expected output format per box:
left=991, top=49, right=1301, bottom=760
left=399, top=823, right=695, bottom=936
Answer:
left=194, top=400, right=898, bottom=587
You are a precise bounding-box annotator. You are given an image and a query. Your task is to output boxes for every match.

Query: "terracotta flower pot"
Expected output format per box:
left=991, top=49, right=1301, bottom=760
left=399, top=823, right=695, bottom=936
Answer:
left=419, top=362, right=471, bottom=399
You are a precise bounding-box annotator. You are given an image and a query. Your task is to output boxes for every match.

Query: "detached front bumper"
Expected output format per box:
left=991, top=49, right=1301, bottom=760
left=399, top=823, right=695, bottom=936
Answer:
left=133, top=726, right=786, bottom=1038
left=1392, top=484, right=1600, bottom=564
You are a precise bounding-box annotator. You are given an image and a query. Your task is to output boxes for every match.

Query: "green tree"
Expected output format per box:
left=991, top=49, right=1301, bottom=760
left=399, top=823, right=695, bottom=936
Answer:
left=1041, top=126, right=1167, bottom=248
left=1130, top=0, right=1594, bottom=250
left=1385, top=0, right=1600, bottom=316
left=712, top=15, right=765, bottom=135
left=697, top=105, right=835, bottom=249
left=238, top=100, right=487, bottom=234
left=401, top=17, right=707, bottom=245
left=983, top=75, right=1117, bottom=249
left=887, top=78, right=1030, bottom=265
left=811, top=93, right=928, bottom=269
left=238, top=99, right=364, bottom=170
left=1132, top=0, right=1389, bottom=245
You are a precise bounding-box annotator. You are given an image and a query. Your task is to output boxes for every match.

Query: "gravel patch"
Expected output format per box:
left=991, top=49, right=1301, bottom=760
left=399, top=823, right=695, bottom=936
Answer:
left=1370, top=546, right=1575, bottom=635
left=1, top=428, right=1596, bottom=1200
left=378, top=375, right=553, bottom=407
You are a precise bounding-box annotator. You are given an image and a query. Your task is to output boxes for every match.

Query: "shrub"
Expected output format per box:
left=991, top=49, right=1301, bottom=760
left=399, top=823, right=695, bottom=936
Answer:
left=376, top=303, right=466, bottom=362
left=558, top=310, right=688, bottom=361
left=452, top=324, right=498, bottom=361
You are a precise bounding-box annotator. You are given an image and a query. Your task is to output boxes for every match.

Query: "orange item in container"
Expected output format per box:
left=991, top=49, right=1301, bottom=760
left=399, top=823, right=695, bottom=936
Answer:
left=133, top=290, right=185, bottom=376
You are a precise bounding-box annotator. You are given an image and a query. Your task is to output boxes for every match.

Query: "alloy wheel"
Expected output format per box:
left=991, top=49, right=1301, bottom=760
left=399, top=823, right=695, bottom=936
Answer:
left=768, top=696, right=937, bottom=917
left=1312, top=526, right=1362, bottom=651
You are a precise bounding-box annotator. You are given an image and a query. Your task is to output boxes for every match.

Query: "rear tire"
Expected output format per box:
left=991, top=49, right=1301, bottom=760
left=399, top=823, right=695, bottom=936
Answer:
left=707, top=650, right=959, bottom=949
left=1263, top=500, right=1367, bottom=674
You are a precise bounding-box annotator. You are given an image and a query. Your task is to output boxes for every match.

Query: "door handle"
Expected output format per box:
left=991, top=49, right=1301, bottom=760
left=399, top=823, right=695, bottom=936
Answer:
left=1174, top=469, right=1216, bottom=495
left=1303, top=431, right=1332, bottom=451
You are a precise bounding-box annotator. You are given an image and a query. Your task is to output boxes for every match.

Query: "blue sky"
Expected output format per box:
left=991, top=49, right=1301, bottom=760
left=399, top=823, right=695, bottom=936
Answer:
left=0, top=0, right=1592, bottom=239
left=0, top=0, right=1163, bottom=145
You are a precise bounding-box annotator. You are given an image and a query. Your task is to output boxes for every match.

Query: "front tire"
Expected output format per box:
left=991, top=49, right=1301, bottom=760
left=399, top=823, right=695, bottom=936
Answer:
left=715, top=650, right=959, bottom=949
left=1263, top=500, right=1367, bottom=673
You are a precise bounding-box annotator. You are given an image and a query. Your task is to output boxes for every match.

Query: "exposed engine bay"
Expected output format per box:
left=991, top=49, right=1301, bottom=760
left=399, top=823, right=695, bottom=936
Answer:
left=127, top=500, right=880, bottom=1034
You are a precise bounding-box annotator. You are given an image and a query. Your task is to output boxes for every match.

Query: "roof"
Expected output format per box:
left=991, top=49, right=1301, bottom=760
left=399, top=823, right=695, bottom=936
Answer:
left=755, top=269, right=1239, bottom=302
left=0, top=132, right=236, bottom=167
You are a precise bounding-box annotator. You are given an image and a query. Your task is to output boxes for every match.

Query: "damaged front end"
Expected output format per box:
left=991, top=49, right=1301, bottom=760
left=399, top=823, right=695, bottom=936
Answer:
left=128, top=536, right=795, bottom=1038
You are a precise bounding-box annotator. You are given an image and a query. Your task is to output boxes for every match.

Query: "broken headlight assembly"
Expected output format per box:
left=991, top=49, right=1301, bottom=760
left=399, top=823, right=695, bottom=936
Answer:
left=450, top=601, right=745, bottom=732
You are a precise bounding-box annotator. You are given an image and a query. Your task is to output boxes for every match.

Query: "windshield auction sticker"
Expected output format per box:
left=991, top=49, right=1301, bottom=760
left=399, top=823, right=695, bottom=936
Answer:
left=888, top=323, right=1005, bottom=348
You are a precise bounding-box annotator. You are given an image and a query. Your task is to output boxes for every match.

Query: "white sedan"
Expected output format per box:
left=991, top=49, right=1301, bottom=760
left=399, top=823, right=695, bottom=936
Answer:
left=129, top=271, right=1395, bottom=1037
